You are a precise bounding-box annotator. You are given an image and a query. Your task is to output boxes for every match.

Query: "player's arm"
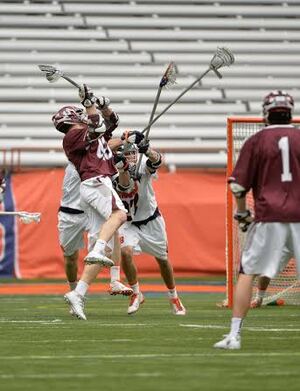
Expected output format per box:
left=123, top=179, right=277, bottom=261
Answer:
left=121, top=130, right=162, bottom=174
left=108, top=138, right=124, bottom=151
left=79, top=84, right=111, bottom=141
left=80, top=85, right=119, bottom=141
left=229, top=180, right=253, bottom=232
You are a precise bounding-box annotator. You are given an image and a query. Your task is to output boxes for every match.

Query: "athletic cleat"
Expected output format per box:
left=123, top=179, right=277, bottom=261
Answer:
left=250, top=297, right=263, bottom=308
left=108, top=280, right=133, bottom=296
left=213, top=334, right=241, bottom=350
left=170, top=297, right=186, bottom=315
left=128, top=292, right=145, bottom=315
left=64, top=291, right=87, bottom=320
left=84, top=250, right=114, bottom=267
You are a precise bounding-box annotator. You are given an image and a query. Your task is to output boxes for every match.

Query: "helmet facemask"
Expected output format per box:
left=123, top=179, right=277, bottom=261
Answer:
left=262, top=90, right=294, bottom=125
left=123, top=144, right=139, bottom=176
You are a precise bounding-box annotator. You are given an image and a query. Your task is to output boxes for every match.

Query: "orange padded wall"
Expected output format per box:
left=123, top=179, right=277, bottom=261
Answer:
left=8, top=168, right=226, bottom=278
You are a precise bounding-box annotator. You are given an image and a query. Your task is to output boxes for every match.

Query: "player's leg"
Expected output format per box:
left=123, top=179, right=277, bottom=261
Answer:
left=58, top=212, right=87, bottom=291
left=64, top=262, right=104, bottom=320
left=214, top=222, right=289, bottom=349
left=64, top=183, right=125, bottom=320
left=155, top=256, right=186, bottom=315
left=121, top=245, right=145, bottom=315
left=251, top=276, right=270, bottom=308
left=137, top=216, right=186, bottom=315
left=214, top=273, right=254, bottom=350
left=64, top=251, right=79, bottom=290
left=81, top=178, right=127, bottom=264
left=109, top=231, right=133, bottom=296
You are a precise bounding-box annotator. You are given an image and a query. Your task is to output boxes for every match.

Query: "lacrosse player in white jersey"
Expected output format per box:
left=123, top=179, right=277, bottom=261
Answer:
left=114, top=130, right=186, bottom=316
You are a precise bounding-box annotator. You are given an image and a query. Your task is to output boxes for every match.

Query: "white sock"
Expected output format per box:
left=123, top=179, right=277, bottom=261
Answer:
left=68, top=281, right=77, bottom=290
left=110, top=266, right=120, bottom=282
left=75, top=280, right=89, bottom=297
left=229, top=317, right=243, bottom=338
left=257, top=289, right=267, bottom=299
left=130, top=282, right=140, bottom=294
left=167, top=287, right=178, bottom=299
left=93, top=239, right=107, bottom=254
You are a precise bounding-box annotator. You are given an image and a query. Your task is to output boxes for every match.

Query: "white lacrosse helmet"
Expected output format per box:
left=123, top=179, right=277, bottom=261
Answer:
left=123, top=143, right=138, bottom=165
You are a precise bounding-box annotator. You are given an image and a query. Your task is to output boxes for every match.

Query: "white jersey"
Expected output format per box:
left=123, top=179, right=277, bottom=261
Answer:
left=60, top=162, right=83, bottom=211
left=133, top=157, right=158, bottom=221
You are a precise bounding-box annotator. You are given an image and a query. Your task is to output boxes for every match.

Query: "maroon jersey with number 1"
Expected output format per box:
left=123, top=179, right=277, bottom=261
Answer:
left=229, top=124, right=300, bottom=222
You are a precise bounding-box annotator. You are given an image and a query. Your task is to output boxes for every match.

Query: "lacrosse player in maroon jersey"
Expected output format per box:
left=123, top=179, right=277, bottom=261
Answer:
left=214, top=90, right=300, bottom=349
left=57, top=161, right=132, bottom=299
left=113, top=131, right=186, bottom=316
left=52, top=85, right=128, bottom=320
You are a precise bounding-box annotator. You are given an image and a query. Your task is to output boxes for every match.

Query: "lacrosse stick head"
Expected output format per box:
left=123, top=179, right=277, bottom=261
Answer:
left=19, top=212, right=41, bottom=224
left=160, top=62, right=177, bottom=88
left=210, top=47, right=234, bottom=70
left=209, top=47, right=234, bottom=79
left=38, top=64, right=63, bottom=83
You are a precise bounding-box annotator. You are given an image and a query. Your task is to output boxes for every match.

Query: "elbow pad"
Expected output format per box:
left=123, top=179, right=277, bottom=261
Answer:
left=105, top=112, right=119, bottom=133
left=116, top=178, right=135, bottom=193
left=87, top=114, right=107, bottom=134
left=146, top=154, right=162, bottom=173
left=103, top=112, right=119, bottom=140
left=229, top=182, right=247, bottom=199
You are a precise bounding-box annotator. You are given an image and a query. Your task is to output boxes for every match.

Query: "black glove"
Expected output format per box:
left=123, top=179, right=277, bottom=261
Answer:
left=234, top=209, right=253, bottom=232
left=96, top=96, right=110, bottom=109
left=121, top=130, right=144, bottom=145
left=114, top=153, right=129, bottom=172
left=137, top=139, right=150, bottom=154
left=79, top=84, right=97, bottom=108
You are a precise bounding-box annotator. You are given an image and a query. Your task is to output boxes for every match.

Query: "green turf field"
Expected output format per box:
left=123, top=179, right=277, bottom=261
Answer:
left=0, top=292, right=300, bottom=391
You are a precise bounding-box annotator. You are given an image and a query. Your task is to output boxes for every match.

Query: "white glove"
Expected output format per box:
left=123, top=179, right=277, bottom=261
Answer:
left=79, top=84, right=97, bottom=108
left=96, top=96, right=110, bottom=109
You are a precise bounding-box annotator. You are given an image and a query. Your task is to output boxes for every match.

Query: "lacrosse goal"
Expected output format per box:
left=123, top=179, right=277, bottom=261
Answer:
left=226, top=116, right=300, bottom=308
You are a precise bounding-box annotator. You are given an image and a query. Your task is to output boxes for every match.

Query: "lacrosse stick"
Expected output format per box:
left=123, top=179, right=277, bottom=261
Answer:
left=141, top=47, right=235, bottom=134
left=134, top=62, right=176, bottom=177
left=38, top=64, right=80, bottom=88
left=0, top=211, right=41, bottom=224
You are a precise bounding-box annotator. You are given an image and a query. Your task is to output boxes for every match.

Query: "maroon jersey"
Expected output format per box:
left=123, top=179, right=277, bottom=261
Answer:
left=63, top=124, right=117, bottom=181
left=230, top=124, right=300, bottom=222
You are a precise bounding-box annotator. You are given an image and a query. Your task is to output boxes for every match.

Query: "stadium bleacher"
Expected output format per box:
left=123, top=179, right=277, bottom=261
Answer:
left=0, top=0, right=299, bottom=168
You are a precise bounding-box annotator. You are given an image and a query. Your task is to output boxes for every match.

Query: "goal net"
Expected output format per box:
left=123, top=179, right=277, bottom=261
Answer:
left=226, top=116, right=300, bottom=307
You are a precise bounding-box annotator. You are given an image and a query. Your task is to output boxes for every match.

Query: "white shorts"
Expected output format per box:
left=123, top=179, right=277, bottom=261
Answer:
left=119, top=215, right=168, bottom=260
left=241, top=222, right=300, bottom=278
left=57, top=211, right=89, bottom=256
left=80, top=176, right=126, bottom=251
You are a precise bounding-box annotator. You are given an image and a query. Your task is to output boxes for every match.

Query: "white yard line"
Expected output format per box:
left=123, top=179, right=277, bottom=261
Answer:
left=0, top=372, right=162, bottom=379
left=0, top=374, right=95, bottom=379
left=0, top=339, right=134, bottom=343
left=180, top=324, right=300, bottom=332
left=1, top=352, right=300, bottom=360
